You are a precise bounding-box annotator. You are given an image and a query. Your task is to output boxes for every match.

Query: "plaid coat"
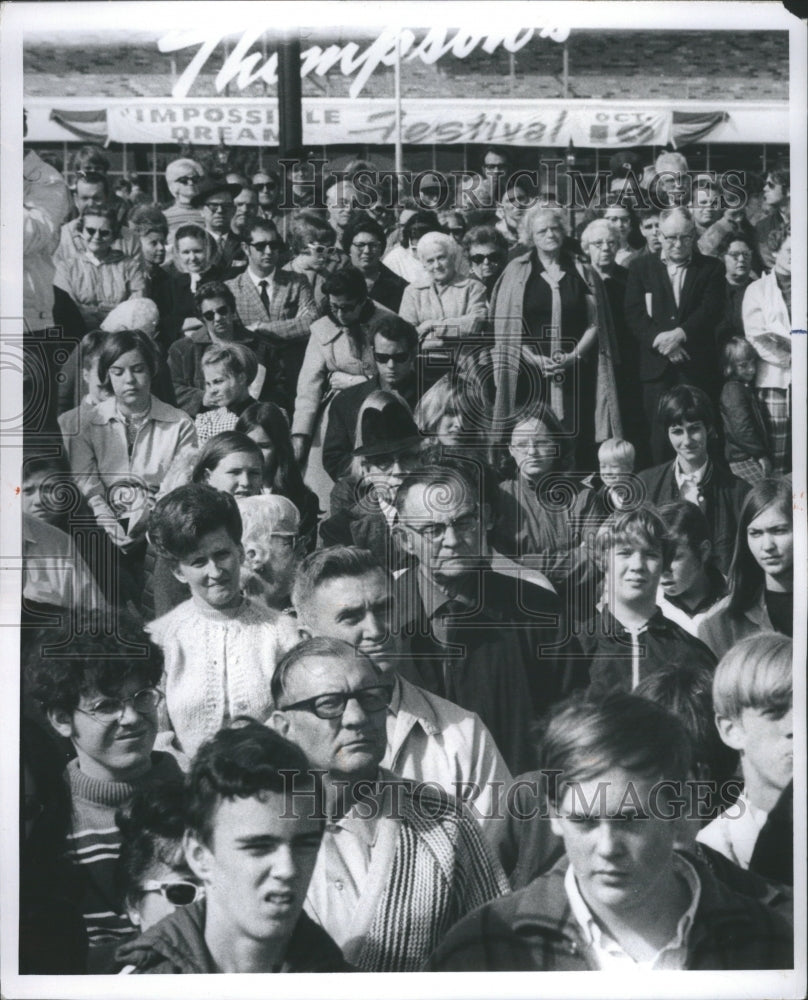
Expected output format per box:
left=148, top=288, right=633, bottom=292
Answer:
left=428, top=854, right=794, bottom=971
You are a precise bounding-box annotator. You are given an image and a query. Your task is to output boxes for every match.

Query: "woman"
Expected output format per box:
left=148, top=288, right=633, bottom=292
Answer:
left=742, top=233, right=791, bottom=475
left=341, top=215, right=408, bottom=312
left=382, top=209, right=439, bottom=283
left=320, top=391, right=422, bottom=566
left=602, top=202, right=643, bottom=267
left=128, top=204, right=173, bottom=350
left=491, top=204, right=598, bottom=469
left=236, top=401, right=320, bottom=552
left=413, top=373, right=491, bottom=460
left=489, top=405, right=582, bottom=593
left=698, top=477, right=793, bottom=658
left=164, top=223, right=220, bottom=343
left=53, top=205, right=147, bottom=330
left=162, top=157, right=205, bottom=234
left=462, top=224, right=509, bottom=301
left=284, top=211, right=340, bottom=312
left=291, top=266, right=388, bottom=514
left=69, top=328, right=196, bottom=579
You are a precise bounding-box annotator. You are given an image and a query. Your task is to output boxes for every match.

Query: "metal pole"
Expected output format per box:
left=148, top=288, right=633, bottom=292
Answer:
left=394, top=31, right=403, bottom=175
left=278, top=28, right=303, bottom=158
left=562, top=41, right=569, bottom=99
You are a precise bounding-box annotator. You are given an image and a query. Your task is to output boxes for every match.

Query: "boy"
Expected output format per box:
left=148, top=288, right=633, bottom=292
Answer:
left=25, top=616, right=183, bottom=947
left=147, top=484, right=298, bottom=759
left=582, top=505, right=716, bottom=696
left=429, top=693, right=793, bottom=971
left=195, top=343, right=259, bottom=444
left=638, top=384, right=749, bottom=573
left=573, top=438, right=638, bottom=536
left=698, top=633, right=793, bottom=881
left=116, top=721, right=348, bottom=973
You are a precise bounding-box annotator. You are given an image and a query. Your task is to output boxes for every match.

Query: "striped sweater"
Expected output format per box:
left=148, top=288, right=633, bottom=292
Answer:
left=64, top=753, right=183, bottom=946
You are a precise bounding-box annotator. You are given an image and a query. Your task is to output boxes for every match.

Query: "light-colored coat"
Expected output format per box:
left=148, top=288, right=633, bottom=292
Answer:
left=398, top=277, right=488, bottom=338
left=742, top=270, right=791, bottom=390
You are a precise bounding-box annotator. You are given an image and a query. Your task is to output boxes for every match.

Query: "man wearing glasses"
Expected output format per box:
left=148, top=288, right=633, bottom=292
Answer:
left=625, top=206, right=725, bottom=464
left=25, top=618, right=183, bottom=947
left=117, top=721, right=348, bottom=974
left=391, top=459, right=588, bottom=775
left=226, top=219, right=319, bottom=405
left=268, top=636, right=508, bottom=971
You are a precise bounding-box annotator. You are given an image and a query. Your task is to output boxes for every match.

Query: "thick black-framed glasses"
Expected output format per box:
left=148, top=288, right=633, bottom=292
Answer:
left=76, top=687, right=163, bottom=723
left=401, top=506, right=480, bottom=543
left=279, top=684, right=393, bottom=720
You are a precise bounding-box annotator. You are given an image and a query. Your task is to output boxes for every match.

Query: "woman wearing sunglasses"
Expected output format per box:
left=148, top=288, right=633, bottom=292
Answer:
left=53, top=205, right=147, bottom=331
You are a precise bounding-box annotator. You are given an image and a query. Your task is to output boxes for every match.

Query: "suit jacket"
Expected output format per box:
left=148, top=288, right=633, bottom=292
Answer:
left=392, top=568, right=588, bottom=774
left=624, top=250, right=725, bottom=392
left=638, top=459, right=750, bottom=574
left=226, top=266, right=319, bottom=341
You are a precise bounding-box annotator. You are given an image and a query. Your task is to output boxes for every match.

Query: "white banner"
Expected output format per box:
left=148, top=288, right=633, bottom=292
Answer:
left=105, top=99, right=673, bottom=148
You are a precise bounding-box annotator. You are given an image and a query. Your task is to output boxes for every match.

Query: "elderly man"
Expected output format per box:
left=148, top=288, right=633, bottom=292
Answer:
left=269, top=636, right=509, bottom=971
left=625, top=207, right=726, bottom=464
left=163, top=158, right=205, bottom=233
left=226, top=218, right=319, bottom=409
left=190, top=179, right=240, bottom=267
left=325, top=178, right=360, bottom=243
left=55, top=172, right=139, bottom=267
left=289, top=545, right=514, bottom=856
left=391, top=457, right=588, bottom=775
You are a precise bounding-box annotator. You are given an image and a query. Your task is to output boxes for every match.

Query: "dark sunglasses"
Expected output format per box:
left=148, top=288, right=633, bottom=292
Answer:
left=140, top=879, right=204, bottom=906
left=374, top=350, right=410, bottom=364
left=202, top=306, right=232, bottom=321
left=175, top=175, right=198, bottom=185
left=470, top=252, right=503, bottom=265
left=84, top=227, right=112, bottom=238
left=76, top=169, right=106, bottom=181
left=250, top=240, right=284, bottom=252
left=255, top=182, right=277, bottom=191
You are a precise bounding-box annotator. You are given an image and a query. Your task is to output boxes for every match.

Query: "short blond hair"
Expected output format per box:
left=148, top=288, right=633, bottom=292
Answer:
left=598, top=438, right=635, bottom=470
left=713, top=633, right=792, bottom=721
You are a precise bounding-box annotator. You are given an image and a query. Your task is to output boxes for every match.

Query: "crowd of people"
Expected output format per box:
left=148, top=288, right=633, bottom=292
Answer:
left=19, top=136, right=795, bottom=975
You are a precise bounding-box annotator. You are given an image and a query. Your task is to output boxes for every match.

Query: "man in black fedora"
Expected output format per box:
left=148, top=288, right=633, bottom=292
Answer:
left=191, top=178, right=242, bottom=272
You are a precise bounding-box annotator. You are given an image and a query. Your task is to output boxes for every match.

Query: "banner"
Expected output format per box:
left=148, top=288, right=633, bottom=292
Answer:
left=105, top=99, right=672, bottom=147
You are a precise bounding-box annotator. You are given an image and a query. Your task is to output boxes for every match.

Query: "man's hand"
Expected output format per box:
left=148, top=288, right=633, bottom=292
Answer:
left=653, top=327, right=687, bottom=357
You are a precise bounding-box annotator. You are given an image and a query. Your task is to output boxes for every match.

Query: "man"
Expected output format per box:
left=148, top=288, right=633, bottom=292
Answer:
left=691, top=180, right=723, bottom=239
left=116, top=721, right=348, bottom=973
left=754, top=163, right=789, bottom=272
left=167, top=280, right=286, bottom=417
left=325, top=178, right=360, bottom=243
left=392, top=458, right=588, bottom=774
left=429, top=693, right=793, bottom=971
left=624, top=207, right=726, bottom=464
left=226, top=185, right=259, bottom=273
left=251, top=168, right=289, bottom=239
left=55, top=172, right=139, bottom=267
left=289, top=545, right=513, bottom=857
left=191, top=179, right=239, bottom=269
left=269, top=636, right=509, bottom=970
left=226, top=218, right=319, bottom=407
left=322, top=313, right=420, bottom=481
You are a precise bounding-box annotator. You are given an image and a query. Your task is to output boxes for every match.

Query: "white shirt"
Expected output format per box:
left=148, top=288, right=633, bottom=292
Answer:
left=661, top=252, right=691, bottom=307
left=674, top=457, right=709, bottom=508
left=247, top=266, right=273, bottom=308
left=564, top=854, right=701, bottom=970
left=696, top=790, right=769, bottom=869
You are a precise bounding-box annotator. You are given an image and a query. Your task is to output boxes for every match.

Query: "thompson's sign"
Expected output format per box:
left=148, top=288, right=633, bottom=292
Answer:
left=104, top=100, right=672, bottom=147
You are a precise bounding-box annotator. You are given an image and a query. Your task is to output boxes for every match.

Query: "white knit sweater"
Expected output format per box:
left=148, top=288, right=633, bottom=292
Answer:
left=147, top=596, right=301, bottom=758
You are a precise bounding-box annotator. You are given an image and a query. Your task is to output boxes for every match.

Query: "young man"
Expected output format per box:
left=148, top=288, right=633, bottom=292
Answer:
left=25, top=617, right=183, bottom=946
left=288, top=545, right=514, bottom=862
left=269, top=636, right=508, bottom=971
left=116, top=721, right=347, bottom=973
left=321, top=312, right=420, bottom=481
left=583, top=505, right=716, bottom=696
left=429, top=694, right=793, bottom=971
left=638, top=384, right=749, bottom=573
left=147, top=484, right=299, bottom=759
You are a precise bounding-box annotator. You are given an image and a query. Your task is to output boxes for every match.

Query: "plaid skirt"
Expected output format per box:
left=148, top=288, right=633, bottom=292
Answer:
left=757, top=387, right=790, bottom=474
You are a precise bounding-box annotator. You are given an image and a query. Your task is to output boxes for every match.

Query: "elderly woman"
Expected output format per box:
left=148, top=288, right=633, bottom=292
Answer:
left=53, top=205, right=147, bottom=331
left=399, top=230, right=488, bottom=388
left=162, top=158, right=205, bottom=234
left=491, top=204, right=598, bottom=468
left=382, top=209, right=439, bottom=283
left=237, top=494, right=304, bottom=612
left=463, top=224, right=509, bottom=300
left=341, top=216, right=408, bottom=312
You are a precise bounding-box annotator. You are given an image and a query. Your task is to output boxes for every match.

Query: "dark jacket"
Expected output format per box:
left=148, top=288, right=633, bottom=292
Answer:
left=321, top=478, right=410, bottom=571
left=163, top=264, right=223, bottom=344
left=116, top=899, right=349, bottom=973
left=638, top=459, right=750, bottom=574
left=428, top=854, right=794, bottom=971
left=369, top=263, right=409, bottom=313
left=715, top=278, right=753, bottom=348
left=624, top=250, right=725, bottom=393
left=583, top=606, right=716, bottom=696
left=750, top=781, right=793, bottom=887
left=321, top=374, right=420, bottom=482
left=392, top=567, right=588, bottom=774
left=720, top=379, right=770, bottom=462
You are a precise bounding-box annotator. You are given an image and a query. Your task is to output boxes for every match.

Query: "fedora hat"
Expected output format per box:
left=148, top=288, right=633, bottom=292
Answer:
left=352, top=391, right=422, bottom=459
left=190, top=178, right=241, bottom=209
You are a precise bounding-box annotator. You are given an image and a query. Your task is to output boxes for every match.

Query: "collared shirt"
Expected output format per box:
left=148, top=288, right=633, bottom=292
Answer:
left=696, top=790, right=769, bottom=870
left=247, top=265, right=273, bottom=308
left=674, top=457, right=709, bottom=507
left=22, top=513, right=104, bottom=613
left=661, top=252, right=692, bottom=307
left=417, top=570, right=478, bottom=645
left=564, top=854, right=701, bottom=970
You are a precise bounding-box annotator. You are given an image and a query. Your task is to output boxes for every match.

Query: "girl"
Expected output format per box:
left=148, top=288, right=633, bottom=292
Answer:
left=191, top=431, right=265, bottom=500
left=194, top=343, right=258, bottom=444
left=236, top=402, right=319, bottom=552
left=719, top=337, right=772, bottom=485
left=698, top=477, right=793, bottom=658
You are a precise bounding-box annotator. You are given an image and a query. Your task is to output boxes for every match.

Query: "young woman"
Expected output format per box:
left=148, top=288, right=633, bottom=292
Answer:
left=236, top=402, right=319, bottom=552
left=191, top=430, right=266, bottom=500
left=698, top=477, right=793, bottom=658
left=165, top=224, right=220, bottom=342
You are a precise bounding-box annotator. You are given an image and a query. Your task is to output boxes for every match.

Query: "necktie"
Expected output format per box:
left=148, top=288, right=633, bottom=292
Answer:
left=539, top=268, right=564, bottom=420
left=258, top=279, right=269, bottom=315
